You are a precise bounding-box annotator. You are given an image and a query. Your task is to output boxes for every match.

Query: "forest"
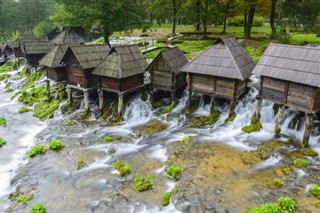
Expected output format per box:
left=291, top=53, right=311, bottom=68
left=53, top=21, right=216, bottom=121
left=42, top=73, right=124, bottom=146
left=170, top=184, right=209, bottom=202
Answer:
left=0, top=0, right=319, bottom=44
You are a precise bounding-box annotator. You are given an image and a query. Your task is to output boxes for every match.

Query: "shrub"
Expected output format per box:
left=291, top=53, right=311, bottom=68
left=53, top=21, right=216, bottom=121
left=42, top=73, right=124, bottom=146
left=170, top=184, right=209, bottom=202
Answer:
left=293, top=159, right=310, bottom=168
left=114, top=160, right=130, bottom=176
left=227, top=16, right=264, bottom=27
left=28, top=202, right=46, bottom=213
left=48, top=139, right=64, bottom=150
left=28, top=144, right=47, bottom=157
left=18, top=107, right=32, bottom=113
left=0, top=137, right=7, bottom=147
left=278, top=197, right=296, bottom=212
left=181, top=136, right=190, bottom=145
left=14, top=195, right=33, bottom=204
left=310, top=184, right=320, bottom=199
left=0, top=116, right=7, bottom=127
left=103, top=135, right=113, bottom=143
left=166, top=164, right=182, bottom=180
left=133, top=174, right=154, bottom=192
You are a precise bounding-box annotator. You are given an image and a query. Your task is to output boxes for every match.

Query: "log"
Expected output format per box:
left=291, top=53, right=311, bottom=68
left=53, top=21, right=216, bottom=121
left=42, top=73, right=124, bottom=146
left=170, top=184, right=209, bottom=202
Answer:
left=302, top=113, right=313, bottom=147
left=274, top=105, right=285, bottom=138
left=67, top=87, right=73, bottom=105
left=45, top=80, right=51, bottom=97
left=98, top=89, right=104, bottom=110
left=118, top=94, right=124, bottom=115
left=254, top=96, right=262, bottom=119
left=83, top=90, right=89, bottom=111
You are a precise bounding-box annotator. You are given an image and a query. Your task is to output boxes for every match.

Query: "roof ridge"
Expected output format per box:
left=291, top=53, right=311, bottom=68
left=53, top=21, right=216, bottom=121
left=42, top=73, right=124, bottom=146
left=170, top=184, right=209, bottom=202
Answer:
left=269, top=43, right=320, bottom=50
left=224, top=44, right=243, bottom=80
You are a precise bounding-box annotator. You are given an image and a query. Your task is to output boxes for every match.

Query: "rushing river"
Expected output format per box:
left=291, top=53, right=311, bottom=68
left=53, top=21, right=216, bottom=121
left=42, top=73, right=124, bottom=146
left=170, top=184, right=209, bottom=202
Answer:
left=1, top=72, right=320, bottom=213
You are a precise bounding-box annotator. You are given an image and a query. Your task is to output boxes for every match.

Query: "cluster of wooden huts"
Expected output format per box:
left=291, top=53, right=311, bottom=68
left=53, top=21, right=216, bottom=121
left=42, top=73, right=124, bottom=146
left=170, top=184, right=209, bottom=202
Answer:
left=6, top=28, right=320, bottom=146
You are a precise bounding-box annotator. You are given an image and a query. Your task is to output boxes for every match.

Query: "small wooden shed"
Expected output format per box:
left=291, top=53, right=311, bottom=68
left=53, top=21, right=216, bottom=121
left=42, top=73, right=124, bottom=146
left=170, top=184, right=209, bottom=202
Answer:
left=146, top=47, right=188, bottom=99
left=12, top=35, right=37, bottom=58
left=181, top=37, right=255, bottom=104
left=60, top=44, right=110, bottom=110
left=23, top=41, right=54, bottom=67
left=47, top=27, right=60, bottom=41
left=51, top=26, right=86, bottom=45
left=0, top=44, right=13, bottom=59
left=253, top=43, right=320, bottom=146
left=92, top=44, right=148, bottom=113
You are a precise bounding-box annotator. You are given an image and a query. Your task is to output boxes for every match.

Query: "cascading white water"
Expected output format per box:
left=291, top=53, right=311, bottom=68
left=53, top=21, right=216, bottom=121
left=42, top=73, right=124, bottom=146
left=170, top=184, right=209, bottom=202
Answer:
left=123, top=97, right=154, bottom=126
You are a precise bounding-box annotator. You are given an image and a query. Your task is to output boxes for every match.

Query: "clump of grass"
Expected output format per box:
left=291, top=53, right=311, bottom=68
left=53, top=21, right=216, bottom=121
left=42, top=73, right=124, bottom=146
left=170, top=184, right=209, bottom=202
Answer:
left=27, top=144, right=47, bottom=158
left=18, top=107, right=32, bottom=113
left=191, top=110, right=220, bottom=128
left=48, top=139, right=64, bottom=150
left=133, top=174, right=154, bottom=192
left=180, top=136, right=190, bottom=145
left=5, top=88, right=14, bottom=93
left=302, top=148, right=318, bottom=157
left=28, top=202, right=46, bottom=213
left=33, top=99, right=60, bottom=121
left=242, top=114, right=262, bottom=133
left=0, top=73, right=11, bottom=81
left=166, top=164, right=182, bottom=180
left=310, top=184, right=320, bottom=199
left=270, top=178, right=284, bottom=188
left=224, top=109, right=236, bottom=124
left=113, top=160, right=130, bottom=176
left=0, top=116, right=7, bottom=127
left=293, top=159, right=310, bottom=168
left=77, top=159, right=85, bottom=170
left=162, top=187, right=178, bottom=206
left=14, top=195, right=33, bottom=204
left=278, top=196, right=296, bottom=212
left=161, top=103, right=175, bottom=114
left=103, top=135, right=113, bottom=143
left=246, top=196, right=296, bottom=213
left=0, top=137, right=7, bottom=147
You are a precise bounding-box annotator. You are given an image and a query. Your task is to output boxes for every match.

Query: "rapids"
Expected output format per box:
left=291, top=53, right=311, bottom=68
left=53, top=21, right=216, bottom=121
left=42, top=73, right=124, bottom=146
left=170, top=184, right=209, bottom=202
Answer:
left=1, top=73, right=320, bottom=213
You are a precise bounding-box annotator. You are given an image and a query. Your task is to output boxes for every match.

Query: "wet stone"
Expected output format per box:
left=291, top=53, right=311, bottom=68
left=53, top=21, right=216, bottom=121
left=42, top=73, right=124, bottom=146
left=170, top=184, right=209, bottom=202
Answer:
left=108, top=147, right=116, bottom=154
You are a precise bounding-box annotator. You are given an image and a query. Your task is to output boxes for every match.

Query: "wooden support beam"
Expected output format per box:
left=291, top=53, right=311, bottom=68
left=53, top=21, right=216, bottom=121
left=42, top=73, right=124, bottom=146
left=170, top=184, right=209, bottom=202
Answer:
left=45, top=80, right=51, bottom=97
left=98, top=89, right=104, bottom=110
left=54, top=83, right=59, bottom=99
left=274, top=105, right=285, bottom=138
left=67, top=86, right=73, bottom=105
left=254, top=96, right=262, bottom=119
left=187, top=74, right=192, bottom=107
left=83, top=90, right=89, bottom=111
left=118, top=94, right=124, bottom=115
left=171, top=91, right=176, bottom=104
left=302, top=113, right=313, bottom=147
left=210, top=96, right=215, bottom=110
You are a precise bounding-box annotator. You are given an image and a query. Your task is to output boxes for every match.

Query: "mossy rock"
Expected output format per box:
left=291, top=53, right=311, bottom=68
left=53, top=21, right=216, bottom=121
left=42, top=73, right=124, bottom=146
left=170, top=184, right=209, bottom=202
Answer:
left=114, top=160, right=130, bottom=176
left=0, top=137, right=7, bottom=147
left=191, top=110, right=220, bottom=128
left=161, top=103, right=176, bottom=114
left=242, top=115, right=262, bottom=133
left=18, top=107, right=32, bottom=113
left=136, top=120, right=167, bottom=136
left=302, top=148, right=318, bottom=157
left=33, top=99, right=60, bottom=121
left=268, top=178, right=284, bottom=188
left=293, top=158, right=310, bottom=168
left=162, top=187, right=178, bottom=206
left=132, top=174, right=154, bottom=192
left=224, top=109, right=236, bottom=124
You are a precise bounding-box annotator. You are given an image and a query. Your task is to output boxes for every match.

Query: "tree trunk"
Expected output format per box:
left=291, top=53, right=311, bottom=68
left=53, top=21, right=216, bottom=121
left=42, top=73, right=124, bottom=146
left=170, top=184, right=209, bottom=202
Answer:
left=244, top=1, right=256, bottom=39
left=172, top=12, right=176, bottom=35
left=195, top=0, right=201, bottom=31
left=270, top=0, right=277, bottom=38
left=103, top=30, right=112, bottom=47
left=244, top=0, right=248, bottom=34
left=202, top=0, right=208, bottom=37
left=222, top=0, right=230, bottom=34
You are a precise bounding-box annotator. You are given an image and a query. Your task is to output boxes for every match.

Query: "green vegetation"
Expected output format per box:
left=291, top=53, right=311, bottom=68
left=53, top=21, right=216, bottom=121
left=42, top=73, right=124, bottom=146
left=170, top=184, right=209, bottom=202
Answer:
left=28, top=144, right=47, bottom=158
left=144, top=47, right=168, bottom=59
left=293, top=159, right=310, bottom=168
left=224, top=109, right=236, bottom=124
left=0, top=64, right=14, bottom=73
left=0, top=116, right=7, bottom=127
left=5, top=88, right=14, bottom=93
left=246, top=196, right=296, bottom=213
left=33, top=99, right=60, bottom=121
left=28, top=202, right=46, bottom=213
left=103, top=135, right=114, bottom=143
left=48, top=139, right=64, bottom=150
left=315, top=201, right=320, bottom=208
left=0, top=137, right=7, bottom=147
left=113, top=160, right=130, bottom=176
left=310, top=184, right=320, bottom=199
left=18, top=107, right=32, bottom=113
left=162, top=187, right=178, bottom=206
left=18, top=86, right=47, bottom=106
left=242, top=115, right=262, bottom=133
left=180, top=136, right=190, bottom=145
left=133, top=174, right=154, bottom=192
left=270, top=178, right=284, bottom=188
left=227, top=16, right=264, bottom=27
left=166, top=164, right=182, bottom=180
left=191, top=110, right=220, bottom=128
left=161, top=103, right=175, bottom=114
left=14, top=195, right=33, bottom=204
left=77, top=159, right=85, bottom=170
left=302, top=148, right=318, bottom=157
left=0, top=73, right=10, bottom=81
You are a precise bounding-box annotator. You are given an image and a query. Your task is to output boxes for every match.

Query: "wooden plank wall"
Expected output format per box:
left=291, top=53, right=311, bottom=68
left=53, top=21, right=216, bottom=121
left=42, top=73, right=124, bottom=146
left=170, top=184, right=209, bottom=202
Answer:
left=120, top=74, right=144, bottom=92
left=101, top=77, right=120, bottom=91
left=84, top=69, right=98, bottom=88
left=67, top=65, right=85, bottom=87
left=151, top=71, right=173, bottom=91
left=14, top=48, right=24, bottom=57
left=56, top=67, right=67, bottom=82
left=175, top=72, right=186, bottom=90
left=261, top=77, right=286, bottom=104
left=286, top=82, right=315, bottom=112
left=235, top=80, right=247, bottom=99
left=46, top=68, right=57, bottom=81
left=27, top=54, right=44, bottom=66
left=215, top=78, right=235, bottom=99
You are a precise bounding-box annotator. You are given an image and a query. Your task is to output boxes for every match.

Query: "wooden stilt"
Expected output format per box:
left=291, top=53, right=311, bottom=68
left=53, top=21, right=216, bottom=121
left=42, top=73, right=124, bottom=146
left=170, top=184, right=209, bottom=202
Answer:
left=45, top=80, right=51, bottom=97
left=54, top=83, right=59, bottom=99
left=274, top=105, right=285, bottom=138
left=187, top=74, right=192, bottom=107
left=254, top=96, right=262, bottom=119
left=210, top=96, right=215, bottom=110
left=83, top=90, right=89, bottom=111
left=67, top=86, right=73, bottom=105
left=98, top=89, right=104, bottom=110
left=302, top=113, right=313, bottom=147
left=118, top=94, right=124, bottom=115
left=171, top=91, right=175, bottom=104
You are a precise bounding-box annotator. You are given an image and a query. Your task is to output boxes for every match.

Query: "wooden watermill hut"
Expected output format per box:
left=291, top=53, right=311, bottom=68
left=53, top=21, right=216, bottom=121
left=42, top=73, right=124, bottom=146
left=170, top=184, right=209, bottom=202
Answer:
left=0, top=44, right=13, bottom=59
left=12, top=35, right=37, bottom=58
left=23, top=40, right=54, bottom=67
left=92, top=44, right=148, bottom=114
left=60, top=44, right=110, bottom=110
left=47, top=27, right=60, bottom=41
left=146, top=47, right=188, bottom=100
left=180, top=37, right=255, bottom=104
left=253, top=43, right=320, bottom=146
left=51, top=26, right=86, bottom=45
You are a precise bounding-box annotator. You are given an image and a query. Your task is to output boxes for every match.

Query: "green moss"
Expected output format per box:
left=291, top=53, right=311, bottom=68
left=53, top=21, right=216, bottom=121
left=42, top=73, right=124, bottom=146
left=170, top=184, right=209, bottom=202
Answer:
left=144, top=47, right=169, bottom=59
left=242, top=114, right=262, bottom=133
left=133, top=174, right=154, bottom=192
left=0, top=64, right=14, bottom=73
left=18, top=86, right=47, bottom=106
left=191, top=110, right=220, bottom=128
left=302, top=148, right=318, bottom=157
left=77, top=159, right=85, bottom=170
left=65, top=120, right=72, bottom=126
left=103, top=135, right=114, bottom=143
left=33, top=99, right=60, bottom=120
left=315, top=201, right=320, bottom=208
left=310, top=184, right=320, bottom=199
left=246, top=203, right=280, bottom=213
left=166, top=164, right=182, bottom=180
left=141, top=90, right=148, bottom=101
left=28, top=144, right=47, bottom=158
left=113, top=160, right=130, bottom=176
left=277, top=197, right=296, bottom=213
left=48, top=139, right=64, bottom=150
left=273, top=103, right=279, bottom=115
left=162, top=187, right=178, bottom=206
left=14, top=195, right=33, bottom=204
left=182, top=106, right=195, bottom=114
left=0, top=116, right=7, bottom=127
left=0, top=73, right=11, bottom=81
left=224, top=109, right=236, bottom=124
left=180, top=136, right=190, bottom=145
left=20, top=69, right=43, bottom=91
left=161, top=103, right=175, bottom=114
left=293, top=159, right=310, bottom=168
left=28, top=202, right=46, bottom=213
left=274, top=124, right=281, bottom=137
left=4, top=88, right=14, bottom=93
left=18, top=107, right=32, bottom=113
left=270, top=178, right=284, bottom=188
left=0, top=137, right=7, bottom=147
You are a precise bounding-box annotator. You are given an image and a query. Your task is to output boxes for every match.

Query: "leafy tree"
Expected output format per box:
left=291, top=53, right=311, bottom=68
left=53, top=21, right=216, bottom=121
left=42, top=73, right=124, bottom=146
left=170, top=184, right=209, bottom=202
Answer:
left=33, top=20, right=54, bottom=38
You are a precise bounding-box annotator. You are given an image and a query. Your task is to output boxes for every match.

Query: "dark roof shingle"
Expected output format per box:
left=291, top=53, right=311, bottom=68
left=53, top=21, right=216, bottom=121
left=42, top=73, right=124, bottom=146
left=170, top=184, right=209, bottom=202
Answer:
left=51, top=26, right=86, bottom=45
left=39, top=44, right=69, bottom=67
left=23, top=41, right=54, bottom=55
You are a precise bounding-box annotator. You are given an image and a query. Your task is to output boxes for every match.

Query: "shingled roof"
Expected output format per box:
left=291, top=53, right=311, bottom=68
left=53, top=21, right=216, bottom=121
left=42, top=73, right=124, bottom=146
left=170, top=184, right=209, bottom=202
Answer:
left=146, top=47, right=188, bottom=74
left=180, top=37, right=255, bottom=80
left=62, top=44, right=110, bottom=69
left=51, top=26, right=86, bottom=45
left=253, top=43, right=320, bottom=87
left=23, top=41, right=54, bottom=55
left=12, top=35, right=37, bottom=49
left=92, top=44, right=148, bottom=78
left=39, top=44, right=69, bottom=67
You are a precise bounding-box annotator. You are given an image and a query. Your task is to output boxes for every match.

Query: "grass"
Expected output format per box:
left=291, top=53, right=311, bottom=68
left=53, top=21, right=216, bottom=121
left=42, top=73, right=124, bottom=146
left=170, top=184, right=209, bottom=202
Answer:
left=103, top=135, right=114, bottom=142
left=246, top=196, right=296, bottom=213
left=48, top=139, right=64, bottom=150
left=0, top=137, right=7, bottom=147
left=310, top=184, right=320, bottom=199
left=0, top=73, right=10, bottom=81
left=166, top=164, right=182, bottom=180
left=33, top=99, right=60, bottom=121
left=162, top=187, right=178, bottom=206
left=113, top=160, right=130, bottom=176
left=293, top=159, right=310, bottom=168
left=27, top=144, right=47, bottom=158
left=144, top=47, right=168, bottom=59
left=133, top=174, right=154, bottom=192
left=28, top=202, right=46, bottom=213
left=18, top=107, right=32, bottom=113
left=0, top=116, right=7, bottom=127
left=14, top=195, right=33, bottom=204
